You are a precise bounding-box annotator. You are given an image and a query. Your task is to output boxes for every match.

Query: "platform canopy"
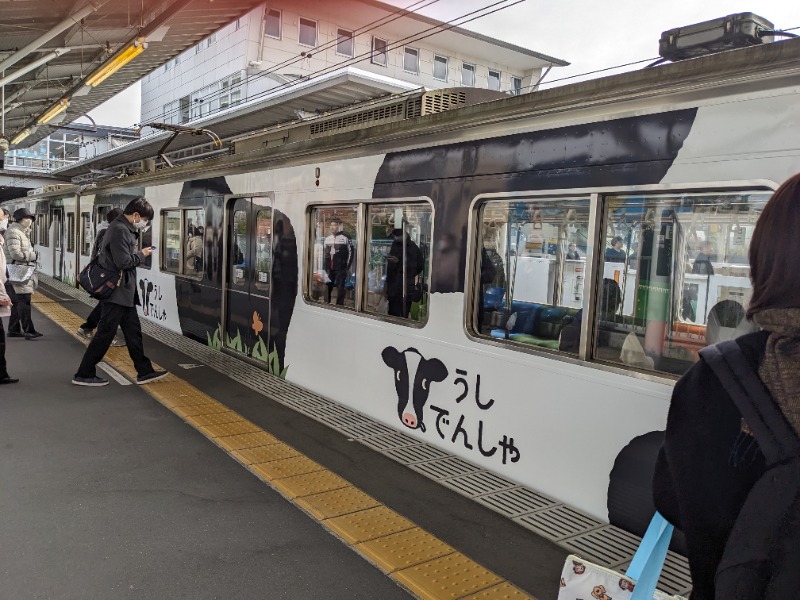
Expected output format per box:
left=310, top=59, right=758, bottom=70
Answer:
left=0, top=0, right=266, bottom=150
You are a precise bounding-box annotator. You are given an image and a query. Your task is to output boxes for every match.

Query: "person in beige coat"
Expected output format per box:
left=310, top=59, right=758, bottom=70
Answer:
left=184, top=226, right=204, bottom=275
left=0, top=230, right=20, bottom=383
left=3, top=207, right=41, bottom=338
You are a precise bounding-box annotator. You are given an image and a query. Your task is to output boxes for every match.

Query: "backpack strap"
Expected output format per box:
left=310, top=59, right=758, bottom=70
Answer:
left=699, top=340, right=800, bottom=465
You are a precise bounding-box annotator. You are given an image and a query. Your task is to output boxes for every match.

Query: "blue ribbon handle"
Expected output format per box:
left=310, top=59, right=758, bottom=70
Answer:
left=625, top=512, right=674, bottom=600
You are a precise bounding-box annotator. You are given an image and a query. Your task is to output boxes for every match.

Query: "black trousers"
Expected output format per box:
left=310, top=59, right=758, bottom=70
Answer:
left=0, top=313, right=7, bottom=377
left=8, top=291, right=34, bottom=334
left=75, top=302, right=154, bottom=379
left=80, top=303, right=102, bottom=330
left=325, top=269, right=347, bottom=305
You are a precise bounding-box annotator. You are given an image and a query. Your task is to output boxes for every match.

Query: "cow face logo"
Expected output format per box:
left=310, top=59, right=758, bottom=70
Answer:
left=382, top=346, right=448, bottom=432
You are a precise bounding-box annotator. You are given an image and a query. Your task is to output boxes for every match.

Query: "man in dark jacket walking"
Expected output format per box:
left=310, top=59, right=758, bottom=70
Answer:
left=72, top=198, right=167, bottom=386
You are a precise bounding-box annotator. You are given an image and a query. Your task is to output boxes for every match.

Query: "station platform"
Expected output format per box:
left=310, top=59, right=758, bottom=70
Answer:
left=0, top=277, right=691, bottom=599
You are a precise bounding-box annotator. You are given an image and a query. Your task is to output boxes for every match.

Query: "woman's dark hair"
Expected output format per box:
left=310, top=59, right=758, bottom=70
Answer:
left=123, top=197, right=154, bottom=220
left=748, top=173, right=800, bottom=317
left=106, top=208, right=123, bottom=223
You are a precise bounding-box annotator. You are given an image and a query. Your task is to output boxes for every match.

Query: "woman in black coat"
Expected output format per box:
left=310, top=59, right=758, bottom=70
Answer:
left=653, top=172, right=800, bottom=599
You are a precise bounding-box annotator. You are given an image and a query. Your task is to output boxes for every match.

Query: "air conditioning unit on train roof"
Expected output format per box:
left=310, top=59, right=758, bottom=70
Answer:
left=659, top=13, right=774, bottom=62
left=27, top=184, right=72, bottom=196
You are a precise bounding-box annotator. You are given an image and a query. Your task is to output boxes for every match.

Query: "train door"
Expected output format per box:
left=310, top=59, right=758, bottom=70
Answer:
left=52, top=207, right=64, bottom=280
left=223, top=196, right=273, bottom=361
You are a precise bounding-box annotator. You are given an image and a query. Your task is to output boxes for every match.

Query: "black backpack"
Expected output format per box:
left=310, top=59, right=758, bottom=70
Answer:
left=700, top=340, right=800, bottom=599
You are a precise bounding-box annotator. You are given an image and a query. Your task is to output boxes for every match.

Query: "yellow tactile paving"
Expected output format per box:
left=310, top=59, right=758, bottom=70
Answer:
left=249, top=455, right=325, bottom=481
left=232, top=443, right=300, bottom=465
left=271, top=469, right=351, bottom=499
left=214, top=431, right=280, bottom=451
left=357, top=528, right=456, bottom=573
left=32, top=294, right=537, bottom=600
left=324, top=505, right=416, bottom=544
left=295, top=486, right=381, bottom=520
left=198, top=420, right=262, bottom=438
left=394, top=553, right=504, bottom=600
left=187, top=412, right=247, bottom=427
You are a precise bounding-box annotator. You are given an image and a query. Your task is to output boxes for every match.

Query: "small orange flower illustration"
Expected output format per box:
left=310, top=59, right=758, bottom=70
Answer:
left=252, top=310, right=263, bottom=336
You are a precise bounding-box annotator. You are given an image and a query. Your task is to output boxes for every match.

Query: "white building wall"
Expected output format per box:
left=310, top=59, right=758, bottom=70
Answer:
left=142, top=1, right=543, bottom=124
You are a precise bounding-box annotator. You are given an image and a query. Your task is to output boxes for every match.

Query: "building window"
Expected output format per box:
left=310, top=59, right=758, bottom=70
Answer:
left=299, top=17, right=317, bottom=47
left=403, top=47, right=419, bottom=74
left=235, top=18, right=243, bottom=30
left=371, top=37, right=388, bottom=66
left=433, top=55, right=448, bottom=81
left=195, top=43, right=202, bottom=54
left=462, top=63, right=475, bottom=87
left=336, top=28, right=354, bottom=57
left=207, top=33, right=216, bottom=47
left=265, top=8, right=281, bottom=39
left=511, top=76, right=523, bottom=95
left=164, top=100, right=180, bottom=125
left=488, top=69, right=501, bottom=91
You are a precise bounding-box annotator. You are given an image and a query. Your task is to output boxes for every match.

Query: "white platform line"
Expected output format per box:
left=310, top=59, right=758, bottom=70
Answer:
left=98, top=362, right=132, bottom=386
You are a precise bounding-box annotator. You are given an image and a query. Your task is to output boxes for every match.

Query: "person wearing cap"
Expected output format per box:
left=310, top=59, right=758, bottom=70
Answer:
left=3, top=207, right=41, bottom=339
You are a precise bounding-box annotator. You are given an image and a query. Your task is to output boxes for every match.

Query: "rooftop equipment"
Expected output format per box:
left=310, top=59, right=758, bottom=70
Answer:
left=658, top=13, right=774, bottom=62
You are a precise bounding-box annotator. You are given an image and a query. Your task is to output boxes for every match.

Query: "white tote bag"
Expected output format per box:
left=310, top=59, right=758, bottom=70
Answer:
left=7, top=263, right=36, bottom=284
left=557, top=513, right=686, bottom=600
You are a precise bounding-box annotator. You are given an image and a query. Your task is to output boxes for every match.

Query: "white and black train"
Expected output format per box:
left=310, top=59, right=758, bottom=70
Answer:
left=5, top=33, right=800, bottom=538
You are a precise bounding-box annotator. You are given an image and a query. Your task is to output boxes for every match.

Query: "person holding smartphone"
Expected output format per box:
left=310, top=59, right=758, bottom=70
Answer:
left=73, top=198, right=168, bottom=386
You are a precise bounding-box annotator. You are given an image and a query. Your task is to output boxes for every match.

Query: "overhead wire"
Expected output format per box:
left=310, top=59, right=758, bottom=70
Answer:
left=155, top=0, right=525, bottom=127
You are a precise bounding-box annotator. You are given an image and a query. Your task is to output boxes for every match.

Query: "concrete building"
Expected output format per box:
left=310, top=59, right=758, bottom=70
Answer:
left=140, top=0, right=566, bottom=126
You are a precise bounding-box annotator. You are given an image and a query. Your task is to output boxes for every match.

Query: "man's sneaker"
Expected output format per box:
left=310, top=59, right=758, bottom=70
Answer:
left=72, top=376, right=109, bottom=387
left=76, top=328, right=93, bottom=340
left=136, top=370, right=169, bottom=385
left=111, top=336, right=126, bottom=347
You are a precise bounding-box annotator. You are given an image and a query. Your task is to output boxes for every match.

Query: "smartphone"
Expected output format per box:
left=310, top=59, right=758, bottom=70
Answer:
left=148, top=246, right=157, bottom=250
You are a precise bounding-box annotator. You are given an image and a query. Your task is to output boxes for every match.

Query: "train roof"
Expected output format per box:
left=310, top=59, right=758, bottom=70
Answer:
left=16, top=36, right=800, bottom=199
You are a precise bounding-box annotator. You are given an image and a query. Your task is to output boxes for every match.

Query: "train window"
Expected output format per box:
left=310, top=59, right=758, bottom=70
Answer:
left=161, top=210, right=182, bottom=274
left=595, top=190, right=771, bottom=376
left=308, top=206, right=358, bottom=309
left=365, top=203, right=431, bottom=323
left=254, top=208, right=272, bottom=292
left=184, top=208, right=204, bottom=278
left=231, top=209, right=248, bottom=286
left=36, top=213, right=49, bottom=247
left=475, top=198, right=591, bottom=353
left=66, top=213, right=75, bottom=253
left=81, top=212, right=91, bottom=256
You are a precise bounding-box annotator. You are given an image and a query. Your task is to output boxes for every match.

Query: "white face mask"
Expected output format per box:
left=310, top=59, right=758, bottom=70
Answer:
left=133, top=217, right=149, bottom=231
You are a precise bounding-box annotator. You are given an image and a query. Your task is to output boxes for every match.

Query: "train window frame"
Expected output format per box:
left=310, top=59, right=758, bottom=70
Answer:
left=80, top=212, right=91, bottom=256
left=303, top=197, right=435, bottom=329
left=36, top=212, right=49, bottom=247
left=466, top=181, right=777, bottom=384
left=305, top=204, right=360, bottom=312
left=66, top=212, right=75, bottom=253
left=183, top=208, right=205, bottom=280
left=469, top=194, right=594, bottom=358
left=160, top=208, right=183, bottom=275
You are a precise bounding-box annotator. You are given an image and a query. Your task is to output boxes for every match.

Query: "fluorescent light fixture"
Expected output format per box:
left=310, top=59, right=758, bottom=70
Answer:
left=85, top=38, right=147, bottom=87
left=11, top=128, right=31, bottom=145
left=38, top=98, right=70, bottom=124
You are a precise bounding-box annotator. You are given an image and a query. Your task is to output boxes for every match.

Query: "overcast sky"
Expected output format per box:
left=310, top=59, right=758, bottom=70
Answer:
left=84, top=1, right=799, bottom=128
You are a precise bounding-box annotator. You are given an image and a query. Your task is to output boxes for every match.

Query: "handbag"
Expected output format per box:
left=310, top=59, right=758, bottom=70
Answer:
left=7, top=263, right=36, bottom=284
left=557, top=513, right=686, bottom=600
left=79, top=259, right=122, bottom=300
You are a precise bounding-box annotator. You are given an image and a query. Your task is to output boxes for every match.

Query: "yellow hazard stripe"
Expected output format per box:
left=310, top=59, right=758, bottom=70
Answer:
left=33, top=294, right=535, bottom=600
